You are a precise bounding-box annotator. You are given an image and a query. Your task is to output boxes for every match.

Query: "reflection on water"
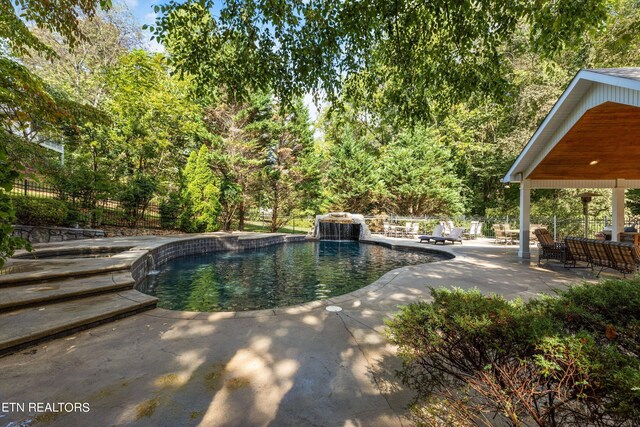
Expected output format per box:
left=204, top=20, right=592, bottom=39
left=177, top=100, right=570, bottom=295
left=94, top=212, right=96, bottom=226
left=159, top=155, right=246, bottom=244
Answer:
left=138, top=241, right=444, bottom=312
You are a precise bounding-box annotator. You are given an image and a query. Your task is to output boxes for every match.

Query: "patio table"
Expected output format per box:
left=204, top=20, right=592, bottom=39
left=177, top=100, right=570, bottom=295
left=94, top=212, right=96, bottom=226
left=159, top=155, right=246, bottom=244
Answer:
left=388, top=225, right=405, bottom=237
left=505, top=229, right=519, bottom=244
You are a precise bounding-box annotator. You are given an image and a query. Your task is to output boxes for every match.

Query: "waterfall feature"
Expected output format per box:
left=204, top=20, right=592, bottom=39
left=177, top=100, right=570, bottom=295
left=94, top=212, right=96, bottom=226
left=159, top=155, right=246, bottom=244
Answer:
left=312, top=212, right=371, bottom=241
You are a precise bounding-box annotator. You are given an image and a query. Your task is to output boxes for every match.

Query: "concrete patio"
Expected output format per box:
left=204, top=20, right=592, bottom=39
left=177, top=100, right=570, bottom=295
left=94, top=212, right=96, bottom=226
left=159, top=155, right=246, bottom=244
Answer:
left=0, top=234, right=603, bottom=427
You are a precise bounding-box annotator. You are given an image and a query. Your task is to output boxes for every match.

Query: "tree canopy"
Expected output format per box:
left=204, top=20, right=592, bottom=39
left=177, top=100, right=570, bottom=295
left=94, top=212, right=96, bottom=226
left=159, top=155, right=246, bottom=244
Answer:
left=0, top=0, right=110, bottom=266
left=150, top=0, right=609, bottom=118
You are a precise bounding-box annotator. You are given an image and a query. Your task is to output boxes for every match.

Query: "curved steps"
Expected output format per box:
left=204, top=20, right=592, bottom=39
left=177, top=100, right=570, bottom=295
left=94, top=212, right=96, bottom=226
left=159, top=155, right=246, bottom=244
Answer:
left=0, top=270, right=156, bottom=356
left=0, top=272, right=135, bottom=311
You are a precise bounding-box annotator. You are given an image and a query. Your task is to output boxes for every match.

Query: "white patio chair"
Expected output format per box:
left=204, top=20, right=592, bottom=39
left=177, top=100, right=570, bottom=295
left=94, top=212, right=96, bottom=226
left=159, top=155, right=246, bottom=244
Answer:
left=446, top=227, right=465, bottom=244
left=440, top=220, right=452, bottom=236
left=464, top=221, right=479, bottom=239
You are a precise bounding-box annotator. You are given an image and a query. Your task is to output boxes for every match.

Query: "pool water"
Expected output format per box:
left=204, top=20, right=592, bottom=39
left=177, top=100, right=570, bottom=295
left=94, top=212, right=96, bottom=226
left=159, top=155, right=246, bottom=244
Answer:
left=137, top=241, right=444, bottom=312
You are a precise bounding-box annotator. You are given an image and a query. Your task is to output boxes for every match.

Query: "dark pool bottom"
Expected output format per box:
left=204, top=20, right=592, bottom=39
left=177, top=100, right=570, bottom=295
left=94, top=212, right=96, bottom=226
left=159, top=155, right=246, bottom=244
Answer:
left=137, top=241, right=446, bottom=312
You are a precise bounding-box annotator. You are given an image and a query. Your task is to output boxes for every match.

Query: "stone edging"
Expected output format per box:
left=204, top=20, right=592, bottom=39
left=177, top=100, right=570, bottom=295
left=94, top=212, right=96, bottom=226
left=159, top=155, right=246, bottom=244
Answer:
left=12, top=225, right=105, bottom=244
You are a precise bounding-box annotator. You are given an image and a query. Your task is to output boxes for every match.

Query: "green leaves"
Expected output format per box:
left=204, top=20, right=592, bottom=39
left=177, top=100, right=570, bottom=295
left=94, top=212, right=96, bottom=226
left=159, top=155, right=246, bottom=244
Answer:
left=0, top=142, right=28, bottom=267
left=180, top=145, right=222, bottom=232
left=152, top=0, right=608, bottom=120
left=387, top=280, right=640, bottom=426
left=1, top=0, right=110, bottom=58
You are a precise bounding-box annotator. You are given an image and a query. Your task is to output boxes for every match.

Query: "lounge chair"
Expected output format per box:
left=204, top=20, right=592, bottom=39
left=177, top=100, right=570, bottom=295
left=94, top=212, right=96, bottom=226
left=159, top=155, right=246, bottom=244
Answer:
left=529, top=224, right=546, bottom=243
left=404, top=223, right=413, bottom=238
left=564, top=237, right=591, bottom=268
left=407, top=223, right=419, bottom=238
left=463, top=221, right=478, bottom=239
left=419, top=224, right=447, bottom=244
left=445, top=227, right=464, bottom=244
left=440, top=221, right=452, bottom=236
left=584, top=239, right=611, bottom=276
left=605, top=242, right=640, bottom=276
left=534, top=228, right=566, bottom=265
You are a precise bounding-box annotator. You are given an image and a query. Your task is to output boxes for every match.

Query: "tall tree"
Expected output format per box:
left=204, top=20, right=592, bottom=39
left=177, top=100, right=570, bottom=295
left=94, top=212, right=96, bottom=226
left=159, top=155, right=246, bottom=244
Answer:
left=22, top=9, right=142, bottom=108
left=380, top=127, right=463, bottom=216
left=104, top=50, right=204, bottom=183
left=151, top=0, right=608, bottom=118
left=204, top=92, right=273, bottom=230
left=180, top=145, right=221, bottom=232
left=324, top=128, right=384, bottom=214
left=257, top=99, right=320, bottom=231
left=0, top=0, right=110, bottom=265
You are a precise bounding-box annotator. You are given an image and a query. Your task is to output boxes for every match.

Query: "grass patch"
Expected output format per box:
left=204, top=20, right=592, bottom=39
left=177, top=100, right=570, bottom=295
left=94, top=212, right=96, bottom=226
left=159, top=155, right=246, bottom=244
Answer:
left=225, top=376, right=251, bottom=390
left=243, top=221, right=311, bottom=234
left=135, top=397, right=160, bottom=419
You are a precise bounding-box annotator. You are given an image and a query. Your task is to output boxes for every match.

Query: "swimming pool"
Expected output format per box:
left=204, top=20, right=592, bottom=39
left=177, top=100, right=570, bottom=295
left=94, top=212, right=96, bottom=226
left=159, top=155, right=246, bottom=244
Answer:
left=137, top=241, right=445, bottom=312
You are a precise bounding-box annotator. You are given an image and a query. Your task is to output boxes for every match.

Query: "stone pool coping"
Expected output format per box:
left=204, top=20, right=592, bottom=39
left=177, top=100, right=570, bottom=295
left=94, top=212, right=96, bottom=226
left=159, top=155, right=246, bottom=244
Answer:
left=3, top=233, right=455, bottom=316
left=145, top=237, right=456, bottom=320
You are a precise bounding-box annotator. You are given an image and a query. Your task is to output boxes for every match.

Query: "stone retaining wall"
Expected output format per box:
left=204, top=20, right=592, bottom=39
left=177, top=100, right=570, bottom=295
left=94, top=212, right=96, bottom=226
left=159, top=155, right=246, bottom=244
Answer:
left=12, top=225, right=105, bottom=244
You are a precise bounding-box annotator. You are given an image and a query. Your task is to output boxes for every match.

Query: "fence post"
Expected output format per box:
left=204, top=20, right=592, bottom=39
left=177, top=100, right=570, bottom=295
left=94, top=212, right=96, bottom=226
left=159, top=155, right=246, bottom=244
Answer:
left=293, top=216, right=295, bottom=234
left=23, top=179, right=27, bottom=196
left=553, top=215, right=557, bottom=241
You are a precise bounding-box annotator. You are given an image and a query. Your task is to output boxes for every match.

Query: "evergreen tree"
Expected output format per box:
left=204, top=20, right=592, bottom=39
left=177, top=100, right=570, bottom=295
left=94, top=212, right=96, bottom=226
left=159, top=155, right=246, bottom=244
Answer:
left=180, top=145, right=221, bottom=232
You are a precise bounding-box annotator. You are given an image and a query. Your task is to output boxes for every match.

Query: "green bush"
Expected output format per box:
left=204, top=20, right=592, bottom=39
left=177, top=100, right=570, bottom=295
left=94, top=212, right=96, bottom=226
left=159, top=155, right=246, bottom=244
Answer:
left=159, top=191, right=181, bottom=229
left=0, top=146, right=28, bottom=267
left=386, top=282, right=640, bottom=427
left=118, top=173, right=157, bottom=227
left=12, top=196, right=69, bottom=226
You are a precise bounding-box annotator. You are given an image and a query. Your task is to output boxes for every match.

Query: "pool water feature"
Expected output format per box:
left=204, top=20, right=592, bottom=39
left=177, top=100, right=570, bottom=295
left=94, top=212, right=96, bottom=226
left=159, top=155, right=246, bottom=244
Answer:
left=318, top=222, right=361, bottom=240
left=312, top=212, right=371, bottom=240
left=137, top=241, right=445, bottom=312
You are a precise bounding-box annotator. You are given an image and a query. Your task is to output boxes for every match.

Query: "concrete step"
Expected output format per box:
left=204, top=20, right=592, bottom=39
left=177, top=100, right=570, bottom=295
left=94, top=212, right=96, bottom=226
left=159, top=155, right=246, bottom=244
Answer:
left=0, top=290, right=157, bottom=355
left=0, top=272, right=135, bottom=312
left=0, top=259, right=133, bottom=286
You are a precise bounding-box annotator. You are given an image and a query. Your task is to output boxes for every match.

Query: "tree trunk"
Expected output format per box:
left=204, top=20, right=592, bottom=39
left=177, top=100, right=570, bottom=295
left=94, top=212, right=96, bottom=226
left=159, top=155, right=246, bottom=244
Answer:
left=271, top=185, right=279, bottom=232
left=238, top=200, right=245, bottom=231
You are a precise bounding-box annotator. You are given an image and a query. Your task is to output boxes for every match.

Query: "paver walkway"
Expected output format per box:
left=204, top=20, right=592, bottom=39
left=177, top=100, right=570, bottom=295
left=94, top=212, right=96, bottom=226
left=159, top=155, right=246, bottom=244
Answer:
left=0, top=235, right=598, bottom=427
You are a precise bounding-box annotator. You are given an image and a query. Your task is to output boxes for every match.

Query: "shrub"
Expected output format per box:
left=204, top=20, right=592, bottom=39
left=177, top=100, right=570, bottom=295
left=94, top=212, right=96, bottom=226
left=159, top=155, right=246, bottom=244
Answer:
left=159, top=191, right=181, bottom=229
left=547, top=278, right=640, bottom=356
left=0, top=147, right=28, bottom=266
left=386, top=283, right=640, bottom=427
left=12, top=196, right=69, bottom=226
left=118, top=173, right=157, bottom=227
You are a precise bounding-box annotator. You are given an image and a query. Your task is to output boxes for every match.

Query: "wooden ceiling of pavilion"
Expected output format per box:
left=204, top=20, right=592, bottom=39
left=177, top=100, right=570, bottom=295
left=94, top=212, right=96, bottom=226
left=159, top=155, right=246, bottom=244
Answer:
left=528, top=101, right=640, bottom=180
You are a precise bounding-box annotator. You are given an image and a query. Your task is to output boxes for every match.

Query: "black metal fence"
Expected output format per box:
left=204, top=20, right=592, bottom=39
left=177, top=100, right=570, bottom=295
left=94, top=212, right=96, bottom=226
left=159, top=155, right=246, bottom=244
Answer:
left=10, top=179, right=637, bottom=237
left=10, top=179, right=165, bottom=229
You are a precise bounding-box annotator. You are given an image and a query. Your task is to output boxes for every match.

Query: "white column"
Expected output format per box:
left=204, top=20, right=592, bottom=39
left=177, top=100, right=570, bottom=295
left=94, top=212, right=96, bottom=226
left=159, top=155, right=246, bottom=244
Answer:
left=519, top=179, right=531, bottom=258
left=611, top=184, right=625, bottom=242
